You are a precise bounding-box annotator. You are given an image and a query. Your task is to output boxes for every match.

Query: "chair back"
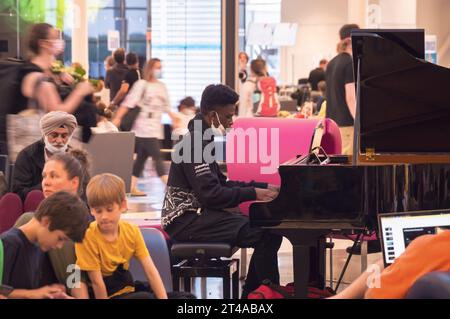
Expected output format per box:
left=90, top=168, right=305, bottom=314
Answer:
left=226, top=117, right=342, bottom=215
left=129, top=227, right=173, bottom=292
left=23, top=190, right=45, bottom=213
left=0, top=192, right=23, bottom=233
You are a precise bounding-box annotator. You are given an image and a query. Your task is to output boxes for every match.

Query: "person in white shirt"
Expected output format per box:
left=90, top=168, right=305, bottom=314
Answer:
left=238, top=59, right=267, bottom=118
left=172, top=96, right=197, bottom=140
left=91, top=103, right=119, bottom=134
left=113, top=58, right=177, bottom=195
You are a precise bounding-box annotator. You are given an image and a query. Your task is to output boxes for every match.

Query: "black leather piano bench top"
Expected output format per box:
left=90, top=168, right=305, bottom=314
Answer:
left=171, top=242, right=240, bottom=299
left=171, top=242, right=239, bottom=260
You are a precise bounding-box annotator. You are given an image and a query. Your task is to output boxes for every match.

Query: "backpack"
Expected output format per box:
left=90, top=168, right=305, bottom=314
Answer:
left=256, top=76, right=280, bottom=117
left=247, top=279, right=335, bottom=299
left=0, top=59, right=41, bottom=145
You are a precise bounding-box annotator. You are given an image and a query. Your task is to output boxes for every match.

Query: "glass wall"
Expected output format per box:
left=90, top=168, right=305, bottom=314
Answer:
left=239, top=0, right=281, bottom=79
left=0, top=0, right=223, bottom=111
left=0, top=0, right=72, bottom=62
left=151, top=0, right=222, bottom=109
left=87, top=0, right=149, bottom=79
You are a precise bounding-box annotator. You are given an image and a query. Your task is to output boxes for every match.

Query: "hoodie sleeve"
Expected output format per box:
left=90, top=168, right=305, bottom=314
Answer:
left=183, top=160, right=257, bottom=210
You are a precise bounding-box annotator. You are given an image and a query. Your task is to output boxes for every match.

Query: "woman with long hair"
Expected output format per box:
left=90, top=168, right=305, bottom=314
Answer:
left=114, top=58, right=177, bottom=195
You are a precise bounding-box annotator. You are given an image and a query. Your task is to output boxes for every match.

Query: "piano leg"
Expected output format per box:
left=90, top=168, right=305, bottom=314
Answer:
left=292, top=244, right=310, bottom=298
left=272, top=229, right=328, bottom=299
left=309, top=239, right=326, bottom=289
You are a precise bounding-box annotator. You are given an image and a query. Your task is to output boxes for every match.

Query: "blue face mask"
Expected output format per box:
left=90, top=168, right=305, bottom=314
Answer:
left=253, top=92, right=261, bottom=104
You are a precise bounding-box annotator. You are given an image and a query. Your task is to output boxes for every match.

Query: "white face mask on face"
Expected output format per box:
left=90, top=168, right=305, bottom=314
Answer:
left=211, top=112, right=226, bottom=136
left=154, top=69, right=162, bottom=79
left=44, top=136, right=68, bottom=154
left=50, top=39, right=65, bottom=56
left=182, top=109, right=195, bottom=116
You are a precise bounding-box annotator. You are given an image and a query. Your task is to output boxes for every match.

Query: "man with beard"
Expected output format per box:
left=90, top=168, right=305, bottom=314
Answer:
left=11, top=111, right=78, bottom=201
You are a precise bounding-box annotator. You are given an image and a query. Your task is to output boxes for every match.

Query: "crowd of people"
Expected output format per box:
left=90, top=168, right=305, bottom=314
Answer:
left=0, top=21, right=449, bottom=301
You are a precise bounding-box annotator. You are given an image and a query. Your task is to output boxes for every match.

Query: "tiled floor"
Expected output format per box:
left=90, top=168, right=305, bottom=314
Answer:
left=125, top=161, right=383, bottom=299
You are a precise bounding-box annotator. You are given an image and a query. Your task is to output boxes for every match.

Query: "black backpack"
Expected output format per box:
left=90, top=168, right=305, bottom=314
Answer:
left=0, top=58, right=41, bottom=146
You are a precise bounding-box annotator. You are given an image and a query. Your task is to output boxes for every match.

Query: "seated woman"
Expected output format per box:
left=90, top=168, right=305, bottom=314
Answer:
left=14, top=149, right=91, bottom=298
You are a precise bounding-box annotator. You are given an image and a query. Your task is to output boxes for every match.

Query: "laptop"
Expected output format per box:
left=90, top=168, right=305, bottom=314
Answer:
left=378, top=209, right=450, bottom=266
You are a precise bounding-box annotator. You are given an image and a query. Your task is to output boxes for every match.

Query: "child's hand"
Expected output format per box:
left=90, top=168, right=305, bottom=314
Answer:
left=32, top=285, right=65, bottom=299
left=50, top=291, right=75, bottom=299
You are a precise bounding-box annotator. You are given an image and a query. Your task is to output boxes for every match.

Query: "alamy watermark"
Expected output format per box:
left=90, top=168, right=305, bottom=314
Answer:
left=171, top=120, right=280, bottom=175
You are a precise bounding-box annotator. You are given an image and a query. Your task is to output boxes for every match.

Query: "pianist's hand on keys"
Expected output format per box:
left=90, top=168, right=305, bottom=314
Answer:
left=255, top=188, right=279, bottom=201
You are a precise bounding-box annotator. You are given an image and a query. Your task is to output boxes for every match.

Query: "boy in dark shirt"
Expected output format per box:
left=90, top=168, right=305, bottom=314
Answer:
left=0, top=191, right=89, bottom=299
left=105, top=48, right=129, bottom=108
left=109, top=53, right=141, bottom=109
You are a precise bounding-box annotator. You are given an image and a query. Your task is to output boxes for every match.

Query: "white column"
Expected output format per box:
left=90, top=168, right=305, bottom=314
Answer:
left=72, top=0, right=89, bottom=74
left=348, top=0, right=367, bottom=28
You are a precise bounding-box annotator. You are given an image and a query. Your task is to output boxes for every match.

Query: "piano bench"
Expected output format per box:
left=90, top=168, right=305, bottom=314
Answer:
left=171, top=242, right=240, bottom=299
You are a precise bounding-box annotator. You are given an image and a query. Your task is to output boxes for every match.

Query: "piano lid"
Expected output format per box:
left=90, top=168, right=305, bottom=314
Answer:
left=351, top=29, right=450, bottom=155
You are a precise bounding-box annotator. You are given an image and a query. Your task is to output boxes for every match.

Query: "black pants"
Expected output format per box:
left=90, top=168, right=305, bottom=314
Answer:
left=133, top=137, right=165, bottom=178
left=169, top=210, right=282, bottom=295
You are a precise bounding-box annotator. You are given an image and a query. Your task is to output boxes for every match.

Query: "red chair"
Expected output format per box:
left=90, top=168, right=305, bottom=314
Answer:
left=0, top=193, right=23, bottom=233
left=226, top=117, right=342, bottom=278
left=23, top=190, right=45, bottom=213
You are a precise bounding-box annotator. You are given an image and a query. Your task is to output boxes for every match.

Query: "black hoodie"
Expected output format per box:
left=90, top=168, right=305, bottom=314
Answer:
left=161, top=113, right=267, bottom=236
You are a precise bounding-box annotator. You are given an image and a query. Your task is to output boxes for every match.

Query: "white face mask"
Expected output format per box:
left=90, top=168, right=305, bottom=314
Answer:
left=211, top=112, right=226, bottom=136
left=182, top=109, right=195, bottom=116
left=44, top=136, right=68, bottom=154
left=154, top=69, right=162, bottom=79
left=50, top=39, right=65, bottom=56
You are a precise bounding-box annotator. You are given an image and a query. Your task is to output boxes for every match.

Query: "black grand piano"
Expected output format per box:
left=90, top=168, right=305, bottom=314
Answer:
left=249, top=29, right=450, bottom=298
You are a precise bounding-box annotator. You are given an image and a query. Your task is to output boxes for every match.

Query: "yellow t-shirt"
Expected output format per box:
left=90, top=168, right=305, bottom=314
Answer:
left=75, top=221, right=150, bottom=298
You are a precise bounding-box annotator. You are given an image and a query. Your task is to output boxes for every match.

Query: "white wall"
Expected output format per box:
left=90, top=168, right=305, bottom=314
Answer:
left=279, top=0, right=423, bottom=85
left=417, top=0, right=450, bottom=67
left=280, top=0, right=349, bottom=85
left=378, top=0, right=416, bottom=28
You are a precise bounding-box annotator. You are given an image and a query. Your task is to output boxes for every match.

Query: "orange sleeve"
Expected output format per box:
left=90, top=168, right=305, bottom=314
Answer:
left=366, top=234, right=450, bottom=299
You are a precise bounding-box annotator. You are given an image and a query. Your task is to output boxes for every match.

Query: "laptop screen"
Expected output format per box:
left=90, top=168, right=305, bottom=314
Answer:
left=378, top=210, right=450, bottom=265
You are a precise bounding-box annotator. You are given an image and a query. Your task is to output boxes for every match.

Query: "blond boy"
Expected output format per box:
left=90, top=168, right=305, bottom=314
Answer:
left=75, top=173, right=167, bottom=299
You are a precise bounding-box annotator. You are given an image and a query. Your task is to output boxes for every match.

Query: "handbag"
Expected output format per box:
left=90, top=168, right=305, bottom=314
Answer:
left=119, top=83, right=147, bottom=132
left=119, top=106, right=141, bottom=132
left=247, top=279, right=335, bottom=299
left=6, top=76, right=49, bottom=163
left=7, top=108, right=43, bottom=163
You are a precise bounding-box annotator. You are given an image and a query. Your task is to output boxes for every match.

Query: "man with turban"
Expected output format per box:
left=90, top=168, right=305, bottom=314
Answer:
left=12, top=111, right=78, bottom=200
